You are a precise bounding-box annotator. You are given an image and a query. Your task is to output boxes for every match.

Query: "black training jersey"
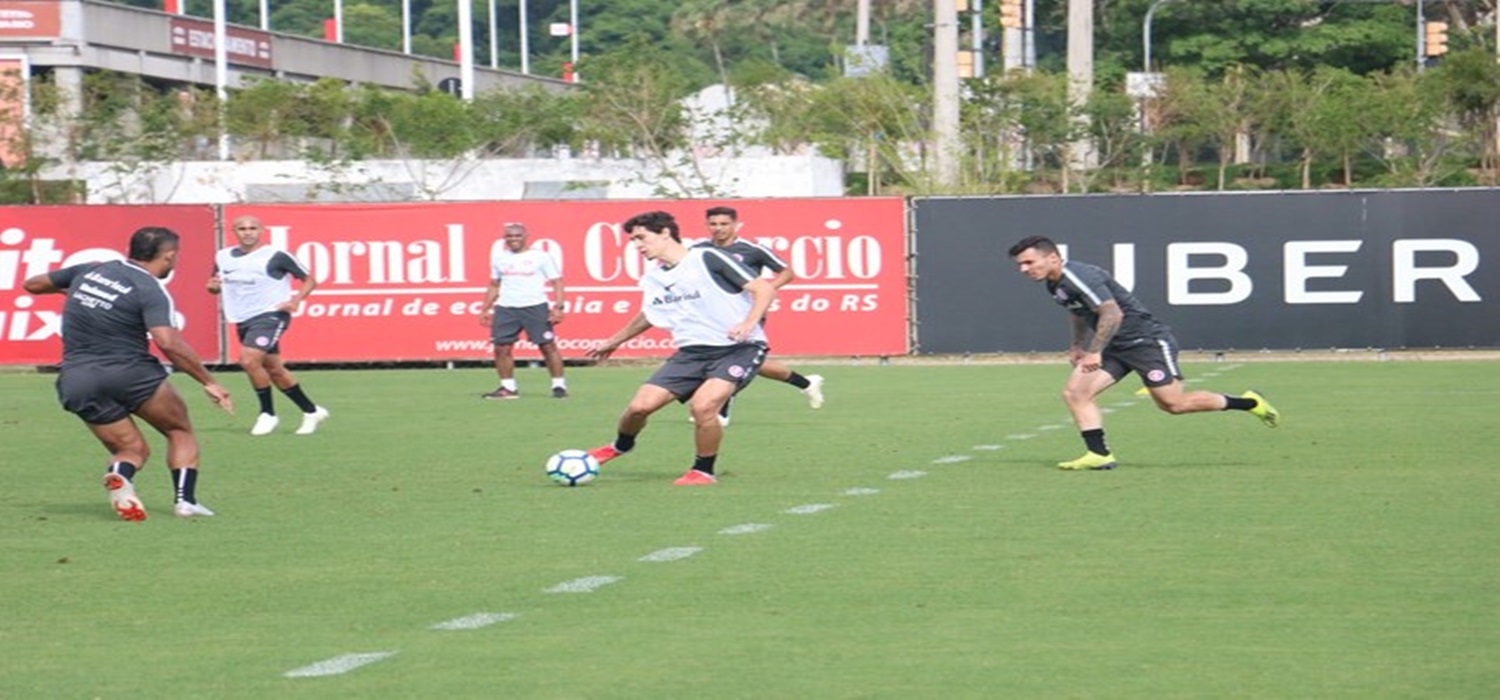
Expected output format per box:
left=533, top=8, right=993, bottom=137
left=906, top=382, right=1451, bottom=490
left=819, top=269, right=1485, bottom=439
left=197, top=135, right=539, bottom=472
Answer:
left=692, top=239, right=788, bottom=277
left=47, top=260, right=176, bottom=366
left=1045, top=260, right=1172, bottom=346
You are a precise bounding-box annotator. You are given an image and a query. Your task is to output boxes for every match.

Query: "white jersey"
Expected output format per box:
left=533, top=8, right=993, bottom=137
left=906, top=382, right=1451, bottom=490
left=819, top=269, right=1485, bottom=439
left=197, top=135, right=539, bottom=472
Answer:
left=640, top=248, right=767, bottom=348
left=491, top=247, right=562, bottom=308
left=215, top=245, right=310, bottom=323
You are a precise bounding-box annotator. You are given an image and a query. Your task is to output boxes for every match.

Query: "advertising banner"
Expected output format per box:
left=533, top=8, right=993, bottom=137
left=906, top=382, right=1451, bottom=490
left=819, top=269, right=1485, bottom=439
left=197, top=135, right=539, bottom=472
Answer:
left=169, top=17, right=273, bottom=69
left=222, top=199, right=907, bottom=362
left=0, top=1, right=61, bottom=39
left=913, top=190, right=1500, bottom=352
left=0, top=206, right=220, bottom=365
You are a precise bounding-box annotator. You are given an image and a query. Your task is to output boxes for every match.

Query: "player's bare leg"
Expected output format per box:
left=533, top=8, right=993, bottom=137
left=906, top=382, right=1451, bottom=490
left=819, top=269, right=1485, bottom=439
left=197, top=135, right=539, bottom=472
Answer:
left=1058, top=366, right=1120, bottom=470
left=483, top=343, right=521, bottom=399
left=241, top=346, right=279, bottom=434
left=590, top=384, right=675, bottom=465
left=86, top=416, right=152, bottom=521
left=135, top=380, right=213, bottom=516
left=539, top=341, right=568, bottom=398
left=677, top=379, right=737, bottom=485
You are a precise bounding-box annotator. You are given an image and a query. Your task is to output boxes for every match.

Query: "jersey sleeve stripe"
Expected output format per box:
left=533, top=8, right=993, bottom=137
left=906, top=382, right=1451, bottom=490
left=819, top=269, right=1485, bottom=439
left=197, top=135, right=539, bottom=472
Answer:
left=1062, top=267, right=1105, bottom=307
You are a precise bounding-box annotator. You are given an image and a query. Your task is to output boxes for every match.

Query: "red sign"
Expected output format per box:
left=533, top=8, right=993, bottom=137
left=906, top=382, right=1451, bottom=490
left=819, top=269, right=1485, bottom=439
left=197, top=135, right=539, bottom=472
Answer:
left=0, top=206, right=220, bottom=365
left=222, top=199, right=908, bottom=362
left=0, top=1, right=61, bottom=39
left=169, top=17, right=273, bottom=69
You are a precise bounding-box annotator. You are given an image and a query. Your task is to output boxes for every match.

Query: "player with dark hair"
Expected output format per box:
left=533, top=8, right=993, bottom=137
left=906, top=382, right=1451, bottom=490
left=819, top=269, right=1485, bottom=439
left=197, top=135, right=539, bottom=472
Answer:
left=586, top=210, right=777, bottom=485
left=23, top=226, right=233, bottom=520
left=1007, top=235, right=1279, bottom=470
left=207, top=215, right=328, bottom=436
left=692, top=205, right=823, bottom=426
left=478, top=222, right=569, bottom=399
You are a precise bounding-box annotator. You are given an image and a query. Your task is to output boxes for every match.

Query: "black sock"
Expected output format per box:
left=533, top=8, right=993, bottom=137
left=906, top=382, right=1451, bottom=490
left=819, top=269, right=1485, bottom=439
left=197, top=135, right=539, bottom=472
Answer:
left=1222, top=394, right=1257, bottom=411
left=719, top=396, right=734, bottom=419
left=109, top=461, right=138, bottom=481
left=280, top=384, right=318, bottom=413
left=256, top=387, right=275, bottom=415
left=615, top=432, right=637, bottom=453
left=171, top=468, right=198, bottom=504
left=693, top=454, right=717, bottom=475
left=1082, top=429, right=1109, bottom=455
left=784, top=372, right=811, bottom=390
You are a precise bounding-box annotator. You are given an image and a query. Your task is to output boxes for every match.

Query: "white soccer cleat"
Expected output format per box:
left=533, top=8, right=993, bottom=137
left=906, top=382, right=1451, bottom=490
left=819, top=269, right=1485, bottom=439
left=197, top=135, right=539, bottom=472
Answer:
left=174, top=501, right=216, bottom=518
left=102, top=473, right=147, bottom=522
left=250, top=413, right=280, bottom=436
left=802, top=375, right=825, bottom=409
left=295, top=406, right=330, bottom=435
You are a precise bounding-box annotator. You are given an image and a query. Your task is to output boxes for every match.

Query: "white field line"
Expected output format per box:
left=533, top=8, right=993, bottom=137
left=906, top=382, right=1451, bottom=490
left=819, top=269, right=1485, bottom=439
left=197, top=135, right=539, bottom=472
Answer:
left=430, top=612, right=518, bottom=631
left=785, top=503, right=837, bottom=515
left=842, top=487, right=880, bottom=496
left=931, top=455, right=971, bottom=464
left=973, top=445, right=1005, bottom=451
left=719, top=523, right=774, bottom=535
left=544, top=575, right=622, bottom=593
left=1005, top=434, right=1037, bottom=440
left=638, top=547, right=703, bottom=563
left=888, top=470, right=927, bottom=480
left=1036, top=424, right=1064, bottom=430
left=284, top=651, right=397, bottom=678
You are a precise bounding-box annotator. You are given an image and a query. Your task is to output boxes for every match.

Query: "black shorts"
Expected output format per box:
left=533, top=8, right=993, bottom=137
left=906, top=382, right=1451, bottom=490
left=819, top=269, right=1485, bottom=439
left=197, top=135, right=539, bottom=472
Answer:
left=491, top=303, right=556, bottom=346
left=56, top=360, right=168, bottom=425
left=236, top=311, right=292, bottom=354
left=1103, top=335, right=1182, bottom=388
left=647, top=343, right=768, bottom=402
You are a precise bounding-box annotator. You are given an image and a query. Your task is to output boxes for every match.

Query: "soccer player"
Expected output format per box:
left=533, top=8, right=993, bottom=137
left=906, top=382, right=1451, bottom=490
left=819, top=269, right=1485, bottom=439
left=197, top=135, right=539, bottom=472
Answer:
left=1008, top=235, right=1280, bottom=470
left=478, top=222, right=569, bottom=399
left=23, top=226, right=233, bottom=520
left=207, top=215, right=329, bottom=436
left=586, top=210, right=776, bottom=485
left=692, top=205, right=824, bottom=426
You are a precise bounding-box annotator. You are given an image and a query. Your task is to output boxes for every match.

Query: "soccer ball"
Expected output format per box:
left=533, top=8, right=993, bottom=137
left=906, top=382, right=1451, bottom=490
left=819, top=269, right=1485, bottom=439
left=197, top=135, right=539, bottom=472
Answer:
left=545, top=449, right=600, bottom=486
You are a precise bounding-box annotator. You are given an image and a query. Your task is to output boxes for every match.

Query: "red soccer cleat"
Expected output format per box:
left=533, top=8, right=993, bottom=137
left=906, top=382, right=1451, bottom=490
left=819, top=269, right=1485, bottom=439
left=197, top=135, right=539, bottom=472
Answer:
left=672, top=469, right=718, bottom=486
left=588, top=444, right=624, bottom=465
left=102, top=473, right=147, bottom=522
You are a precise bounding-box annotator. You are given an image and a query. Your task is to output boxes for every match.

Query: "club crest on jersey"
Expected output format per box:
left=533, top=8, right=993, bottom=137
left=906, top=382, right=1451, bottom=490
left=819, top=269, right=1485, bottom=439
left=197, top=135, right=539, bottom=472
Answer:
left=255, top=336, right=270, bottom=347
left=1147, top=369, right=1166, bottom=382
left=728, top=365, right=747, bottom=378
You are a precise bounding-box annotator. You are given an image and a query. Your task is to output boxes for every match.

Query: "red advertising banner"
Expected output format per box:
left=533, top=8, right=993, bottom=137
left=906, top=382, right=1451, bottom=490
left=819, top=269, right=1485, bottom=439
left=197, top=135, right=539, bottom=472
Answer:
left=169, top=17, right=273, bottom=69
left=0, top=1, right=61, bottom=39
left=222, top=199, right=908, bottom=362
left=0, top=206, right=220, bottom=365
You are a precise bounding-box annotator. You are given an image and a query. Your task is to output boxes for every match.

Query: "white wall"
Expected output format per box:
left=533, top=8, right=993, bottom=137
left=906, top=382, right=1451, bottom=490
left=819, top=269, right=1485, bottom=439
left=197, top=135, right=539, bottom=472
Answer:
left=50, top=154, right=846, bottom=204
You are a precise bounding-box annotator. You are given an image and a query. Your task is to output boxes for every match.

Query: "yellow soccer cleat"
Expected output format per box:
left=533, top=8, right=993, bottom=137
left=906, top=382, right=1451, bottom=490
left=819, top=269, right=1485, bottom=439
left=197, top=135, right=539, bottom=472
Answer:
left=1243, top=390, right=1280, bottom=428
left=1057, top=451, right=1117, bottom=471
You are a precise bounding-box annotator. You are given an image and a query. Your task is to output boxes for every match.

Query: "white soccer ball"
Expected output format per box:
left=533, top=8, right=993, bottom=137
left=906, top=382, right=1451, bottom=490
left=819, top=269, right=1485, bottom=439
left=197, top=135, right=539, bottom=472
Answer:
left=545, top=449, right=600, bottom=486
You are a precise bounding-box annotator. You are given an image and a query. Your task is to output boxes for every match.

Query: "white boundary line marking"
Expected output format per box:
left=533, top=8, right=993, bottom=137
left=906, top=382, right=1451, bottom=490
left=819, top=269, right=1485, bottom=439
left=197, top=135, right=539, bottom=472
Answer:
left=843, top=487, right=880, bottom=496
left=638, top=547, right=703, bottom=562
left=430, top=612, right=518, bottom=631
left=1036, top=424, right=1064, bottom=430
left=544, top=576, right=622, bottom=593
left=719, top=523, right=774, bottom=535
left=1005, top=434, right=1037, bottom=440
left=284, top=651, right=397, bottom=678
left=973, top=444, right=1005, bottom=451
left=931, top=455, right=971, bottom=464
left=888, top=470, right=926, bottom=480
left=785, top=503, right=837, bottom=514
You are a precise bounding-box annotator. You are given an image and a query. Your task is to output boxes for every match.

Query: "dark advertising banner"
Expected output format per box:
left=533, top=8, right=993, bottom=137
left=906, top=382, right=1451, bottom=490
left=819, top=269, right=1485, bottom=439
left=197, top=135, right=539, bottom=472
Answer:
left=913, top=190, right=1499, bottom=353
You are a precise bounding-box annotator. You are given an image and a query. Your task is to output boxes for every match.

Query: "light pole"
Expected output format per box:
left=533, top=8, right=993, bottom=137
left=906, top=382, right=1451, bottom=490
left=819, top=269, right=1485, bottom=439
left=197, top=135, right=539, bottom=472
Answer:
left=1142, top=0, right=1176, bottom=73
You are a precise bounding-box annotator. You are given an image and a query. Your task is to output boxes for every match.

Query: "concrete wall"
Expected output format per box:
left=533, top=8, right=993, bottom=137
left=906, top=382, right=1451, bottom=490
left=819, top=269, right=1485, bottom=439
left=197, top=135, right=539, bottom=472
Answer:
left=51, top=154, right=848, bottom=203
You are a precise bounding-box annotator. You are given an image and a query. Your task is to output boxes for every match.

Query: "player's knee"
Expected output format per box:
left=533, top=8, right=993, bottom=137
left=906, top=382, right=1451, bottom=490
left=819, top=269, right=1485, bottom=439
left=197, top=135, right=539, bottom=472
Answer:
left=1154, top=397, right=1191, bottom=414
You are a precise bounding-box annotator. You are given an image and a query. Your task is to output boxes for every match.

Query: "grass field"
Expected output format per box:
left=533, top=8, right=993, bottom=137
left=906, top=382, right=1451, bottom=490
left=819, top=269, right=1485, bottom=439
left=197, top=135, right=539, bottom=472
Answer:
left=2, top=361, right=1497, bottom=698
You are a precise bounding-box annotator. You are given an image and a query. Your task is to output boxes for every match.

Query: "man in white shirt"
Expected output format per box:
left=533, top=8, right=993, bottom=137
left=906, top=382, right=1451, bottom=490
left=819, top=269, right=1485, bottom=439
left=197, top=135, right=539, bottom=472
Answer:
left=478, top=223, right=569, bottom=399
left=207, top=215, right=329, bottom=436
left=586, top=210, right=776, bottom=486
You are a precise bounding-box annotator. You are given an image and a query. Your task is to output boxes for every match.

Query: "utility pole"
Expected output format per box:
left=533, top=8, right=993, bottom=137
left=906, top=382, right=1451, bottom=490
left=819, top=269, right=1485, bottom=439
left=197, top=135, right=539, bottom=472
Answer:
left=933, top=0, right=962, bottom=188
left=1066, top=0, right=1096, bottom=172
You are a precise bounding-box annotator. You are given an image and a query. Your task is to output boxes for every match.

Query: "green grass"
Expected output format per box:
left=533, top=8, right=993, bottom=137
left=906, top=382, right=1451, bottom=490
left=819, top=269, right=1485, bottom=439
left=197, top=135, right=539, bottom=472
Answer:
left=2, top=362, right=1497, bottom=698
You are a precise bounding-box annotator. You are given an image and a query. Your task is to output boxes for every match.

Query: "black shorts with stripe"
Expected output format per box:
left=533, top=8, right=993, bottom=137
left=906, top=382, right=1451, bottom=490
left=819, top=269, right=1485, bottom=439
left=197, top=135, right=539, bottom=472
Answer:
left=490, top=303, right=556, bottom=346
left=236, top=311, right=292, bottom=354
left=1103, top=334, right=1182, bottom=387
left=647, top=343, right=768, bottom=402
left=56, top=360, right=168, bottom=425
